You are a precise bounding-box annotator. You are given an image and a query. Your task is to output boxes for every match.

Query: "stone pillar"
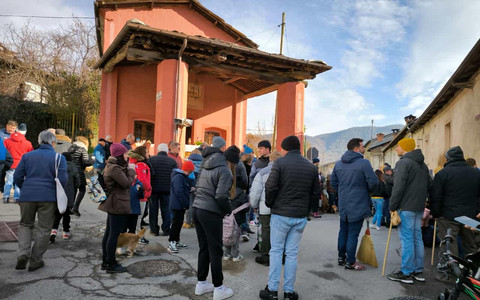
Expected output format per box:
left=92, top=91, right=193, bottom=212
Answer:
left=232, top=89, right=247, bottom=148
left=154, top=59, right=188, bottom=154
left=276, top=82, right=305, bottom=151
left=99, top=70, right=118, bottom=141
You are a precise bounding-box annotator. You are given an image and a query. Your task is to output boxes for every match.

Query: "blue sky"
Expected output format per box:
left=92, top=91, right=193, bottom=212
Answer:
left=2, top=0, right=480, bottom=135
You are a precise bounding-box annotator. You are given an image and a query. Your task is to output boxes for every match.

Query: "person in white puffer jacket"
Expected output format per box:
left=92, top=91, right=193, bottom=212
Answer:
left=249, top=151, right=282, bottom=266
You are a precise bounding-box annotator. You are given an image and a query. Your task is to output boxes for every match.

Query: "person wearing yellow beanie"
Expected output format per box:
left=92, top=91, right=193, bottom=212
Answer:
left=397, top=138, right=415, bottom=154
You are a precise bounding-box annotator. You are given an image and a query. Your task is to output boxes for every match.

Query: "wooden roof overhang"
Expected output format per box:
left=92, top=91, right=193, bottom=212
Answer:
left=95, top=22, right=332, bottom=97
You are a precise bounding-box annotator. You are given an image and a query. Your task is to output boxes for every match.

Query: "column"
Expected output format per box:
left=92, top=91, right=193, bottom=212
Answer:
left=276, top=82, right=305, bottom=151
left=232, top=89, right=247, bottom=147
left=99, top=70, right=118, bottom=141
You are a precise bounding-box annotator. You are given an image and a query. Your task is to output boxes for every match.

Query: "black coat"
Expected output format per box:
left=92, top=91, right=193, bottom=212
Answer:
left=148, top=152, right=177, bottom=194
left=372, top=180, right=389, bottom=198
left=265, top=149, right=321, bottom=218
left=69, top=143, right=93, bottom=186
left=383, top=173, right=394, bottom=197
left=430, top=159, right=480, bottom=220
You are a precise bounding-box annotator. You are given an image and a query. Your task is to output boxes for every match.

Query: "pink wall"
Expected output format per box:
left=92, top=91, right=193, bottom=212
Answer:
left=100, top=6, right=242, bottom=52
left=276, top=82, right=305, bottom=151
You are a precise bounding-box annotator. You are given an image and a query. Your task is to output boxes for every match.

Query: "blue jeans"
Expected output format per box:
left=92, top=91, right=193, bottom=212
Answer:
left=371, top=198, right=384, bottom=227
left=3, top=169, right=20, bottom=200
left=337, top=218, right=363, bottom=264
left=268, top=214, right=307, bottom=293
left=399, top=210, right=424, bottom=275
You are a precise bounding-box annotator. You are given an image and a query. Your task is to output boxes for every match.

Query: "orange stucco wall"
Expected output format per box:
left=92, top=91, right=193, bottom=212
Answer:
left=276, top=82, right=305, bottom=151
left=100, top=6, right=242, bottom=52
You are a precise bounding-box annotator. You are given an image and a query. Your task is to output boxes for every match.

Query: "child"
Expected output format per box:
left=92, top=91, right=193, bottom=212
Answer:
left=50, top=152, right=80, bottom=243
left=168, top=161, right=195, bottom=253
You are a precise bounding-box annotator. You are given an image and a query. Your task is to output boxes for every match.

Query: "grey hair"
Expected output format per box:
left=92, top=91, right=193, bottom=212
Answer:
left=38, top=130, right=57, bottom=145
left=105, top=135, right=112, bottom=141
left=126, top=134, right=135, bottom=139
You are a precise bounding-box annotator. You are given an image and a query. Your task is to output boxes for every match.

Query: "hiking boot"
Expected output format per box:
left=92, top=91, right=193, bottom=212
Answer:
left=138, top=237, right=149, bottom=245
left=168, top=241, right=178, bottom=253
left=338, top=257, right=346, bottom=266
left=176, top=242, right=188, bottom=248
left=28, top=260, right=45, bottom=272
left=255, top=255, right=270, bottom=266
left=63, top=232, right=71, bottom=240
left=412, top=271, right=426, bottom=282
left=195, top=281, right=214, bottom=295
left=259, top=285, right=278, bottom=300
left=15, top=255, right=28, bottom=270
left=284, top=291, right=299, bottom=300
left=387, top=271, right=414, bottom=284
left=232, top=255, right=244, bottom=262
left=345, top=262, right=365, bottom=270
left=106, top=262, right=127, bottom=273
left=213, top=285, right=233, bottom=300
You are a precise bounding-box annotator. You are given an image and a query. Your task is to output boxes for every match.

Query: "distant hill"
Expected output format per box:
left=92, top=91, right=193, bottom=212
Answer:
left=306, top=124, right=403, bottom=164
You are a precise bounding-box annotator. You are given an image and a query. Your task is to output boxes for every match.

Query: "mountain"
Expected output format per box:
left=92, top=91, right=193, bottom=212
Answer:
left=306, top=124, right=403, bottom=164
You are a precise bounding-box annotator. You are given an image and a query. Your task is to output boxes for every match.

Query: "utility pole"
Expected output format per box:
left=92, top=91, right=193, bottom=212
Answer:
left=370, top=119, right=374, bottom=141
left=272, top=12, right=285, bottom=150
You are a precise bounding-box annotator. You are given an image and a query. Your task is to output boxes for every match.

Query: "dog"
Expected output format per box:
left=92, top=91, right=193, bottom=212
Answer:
left=116, top=227, right=146, bottom=257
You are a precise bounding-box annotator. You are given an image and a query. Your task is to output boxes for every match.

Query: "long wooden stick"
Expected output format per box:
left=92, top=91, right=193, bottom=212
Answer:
left=431, top=219, right=437, bottom=266
left=382, top=221, right=393, bottom=276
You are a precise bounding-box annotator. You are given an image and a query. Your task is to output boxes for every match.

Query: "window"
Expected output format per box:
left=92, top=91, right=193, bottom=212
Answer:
left=134, top=121, right=154, bottom=143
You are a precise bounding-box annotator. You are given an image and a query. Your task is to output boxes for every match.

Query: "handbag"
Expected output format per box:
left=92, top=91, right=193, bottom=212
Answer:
left=390, top=210, right=401, bottom=226
left=55, top=153, right=68, bottom=214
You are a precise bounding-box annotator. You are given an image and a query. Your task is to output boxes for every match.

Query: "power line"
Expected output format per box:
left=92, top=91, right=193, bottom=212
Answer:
left=0, top=14, right=94, bottom=20
left=249, top=24, right=281, bottom=38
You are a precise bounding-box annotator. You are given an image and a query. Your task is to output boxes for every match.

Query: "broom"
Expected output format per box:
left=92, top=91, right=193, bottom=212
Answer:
left=356, top=219, right=378, bottom=268
left=382, top=221, right=393, bottom=276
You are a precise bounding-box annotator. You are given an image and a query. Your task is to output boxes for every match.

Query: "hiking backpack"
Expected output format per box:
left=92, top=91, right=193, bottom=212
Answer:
left=222, top=202, right=250, bottom=246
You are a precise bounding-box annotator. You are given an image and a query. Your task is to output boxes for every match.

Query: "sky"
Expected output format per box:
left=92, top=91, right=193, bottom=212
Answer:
left=1, top=0, right=480, bottom=136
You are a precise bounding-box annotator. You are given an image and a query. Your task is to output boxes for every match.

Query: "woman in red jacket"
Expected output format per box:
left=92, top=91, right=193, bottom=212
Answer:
left=127, top=146, right=152, bottom=244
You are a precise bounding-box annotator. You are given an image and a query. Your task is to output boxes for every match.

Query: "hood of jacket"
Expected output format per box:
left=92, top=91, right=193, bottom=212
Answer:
left=201, top=146, right=221, bottom=158
left=171, top=168, right=186, bottom=178
left=188, top=153, right=203, bottom=162
left=73, top=141, right=88, bottom=151
left=341, top=150, right=364, bottom=164
left=203, top=149, right=227, bottom=170
left=127, top=150, right=144, bottom=162
left=9, top=132, right=26, bottom=143
left=402, top=149, right=425, bottom=164
left=444, top=158, right=467, bottom=168
left=56, top=135, right=71, bottom=143
left=106, top=156, right=119, bottom=165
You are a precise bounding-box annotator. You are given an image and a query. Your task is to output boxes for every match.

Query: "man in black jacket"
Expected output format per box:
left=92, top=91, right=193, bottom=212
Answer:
left=431, top=146, right=480, bottom=257
left=259, top=136, right=320, bottom=300
left=148, top=143, right=177, bottom=236
left=249, top=140, right=271, bottom=185
left=382, top=165, right=394, bottom=226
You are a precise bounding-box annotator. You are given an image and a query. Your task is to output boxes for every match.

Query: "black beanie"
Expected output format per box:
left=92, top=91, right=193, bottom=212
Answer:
left=281, top=135, right=300, bottom=151
left=224, top=145, right=240, bottom=164
left=258, top=140, right=271, bottom=151
left=445, top=146, right=464, bottom=161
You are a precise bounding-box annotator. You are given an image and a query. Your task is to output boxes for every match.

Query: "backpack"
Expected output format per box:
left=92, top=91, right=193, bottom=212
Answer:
left=88, top=171, right=108, bottom=203
left=222, top=202, right=250, bottom=246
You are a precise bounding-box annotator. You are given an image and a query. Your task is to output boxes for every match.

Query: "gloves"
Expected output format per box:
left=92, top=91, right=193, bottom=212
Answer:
left=216, top=196, right=232, bottom=216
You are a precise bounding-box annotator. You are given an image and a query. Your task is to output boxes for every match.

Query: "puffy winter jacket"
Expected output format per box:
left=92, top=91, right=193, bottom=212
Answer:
left=265, top=149, right=321, bottom=218
left=54, top=135, right=72, bottom=154
left=149, top=152, right=177, bottom=193
left=69, top=141, right=93, bottom=186
left=98, top=156, right=136, bottom=215
left=249, top=156, right=269, bottom=186
left=66, top=161, right=80, bottom=208
left=169, top=169, right=191, bottom=210
left=430, top=158, right=480, bottom=220
left=128, top=151, right=152, bottom=201
left=4, top=132, right=33, bottom=169
left=192, top=147, right=233, bottom=216
left=389, top=149, right=431, bottom=212
left=331, top=150, right=378, bottom=222
left=250, top=163, right=273, bottom=215
left=0, top=139, right=13, bottom=171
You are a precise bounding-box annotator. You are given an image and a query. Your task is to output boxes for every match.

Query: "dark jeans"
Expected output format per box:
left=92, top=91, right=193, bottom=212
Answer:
left=73, top=185, right=86, bottom=211
left=193, top=207, right=224, bottom=287
left=438, top=217, right=477, bottom=258
left=259, top=214, right=271, bottom=257
left=382, top=198, right=391, bottom=224
left=149, top=192, right=171, bottom=234
left=337, top=217, right=364, bottom=264
left=0, top=166, right=6, bottom=191
left=53, top=208, right=71, bottom=232
left=141, top=200, right=149, bottom=221
left=124, top=214, right=138, bottom=233
left=102, top=213, right=127, bottom=264
left=169, top=209, right=185, bottom=242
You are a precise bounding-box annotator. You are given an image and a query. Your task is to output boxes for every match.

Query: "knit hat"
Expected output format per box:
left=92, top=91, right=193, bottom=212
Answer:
left=243, top=144, right=253, bottom=154
left=258, top=140, right=271, bottom=151
left=281, top=135, right=300, bottom=151
left=110, top=143, right=128, bottom=157
left=157, top=143, right=168, bottom=153
left=182, top=160, right=195, bottom=173
left=312, top=158, right=320, bottom=164
left=445, top=146, right=464, bottom=161
left=212, top=136, right=226, bottom=149
left=398, top=138, right=415, bottom=152
left=224, top=145, right=240, bottom=164
left=383, top=165, right=392, bottom=172
left=17, top=123, right=27, bottom=135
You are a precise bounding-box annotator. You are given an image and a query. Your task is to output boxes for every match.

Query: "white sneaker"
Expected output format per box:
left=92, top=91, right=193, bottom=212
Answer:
left=213, top=285, right=233, bottom=300
left=195, top=281, right=214, bottom=295
left=232, top=255, right=244, bottom=262
left=376, top=225, right=381, bottom=231
left=168, top=241, right=178, bottom=253
left=223, top=254, right=232, bottom=261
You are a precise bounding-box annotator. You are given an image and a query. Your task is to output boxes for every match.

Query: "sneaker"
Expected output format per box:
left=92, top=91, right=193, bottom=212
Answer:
left=369, top=223, right=376, bottom=228
left=106, top=262, right=127, bottom=273
left=213, top=285, right=233, bottom=300
left=412, top=271, right=426, bottom=282
left=338, top=257, right=346, bottom=266
left=376, top=225, right=381, bottom=231
left=195, top=281, right=214, bottom=295
left=232, top=255, right=244, bottom=262
left=71, top=209, right=81, bottom=217
left=259, top=285, right=278, bottom=300
left=138, top=237, right=149, bottom=245
left=223, top=254, right=232, bottom=261
left=387, top=271, right=414, bottom=284
left=49, top=230, right=57, bottom=244
left=28, top=260, right=45, bottom=272
left=15, top=255, right=28, bottom=270
left=241, top=234, right=250, bottom=242
left=3, top=197, right=8, bottom=204
left=63, top=232, right=71, bottom=240
left=345, top=262, right=365, bottom=270
left=176, top=242, right=188, bottom=248
left=312, top=212, right=322, bottom=218
left=284, top=291, right=299, bottom=300
left=168, top=241, right=178, bottom=253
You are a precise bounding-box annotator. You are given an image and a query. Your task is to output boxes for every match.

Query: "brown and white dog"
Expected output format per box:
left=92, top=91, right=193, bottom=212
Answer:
left=116, top=227, right=146, bottom=257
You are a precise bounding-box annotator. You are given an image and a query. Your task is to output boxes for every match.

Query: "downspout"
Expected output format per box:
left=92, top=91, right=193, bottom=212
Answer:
left=174, top=38, right=188, bottom=141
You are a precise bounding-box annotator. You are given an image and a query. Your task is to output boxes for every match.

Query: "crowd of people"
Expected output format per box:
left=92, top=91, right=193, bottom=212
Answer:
left=2, top=117, right=480, bottom=300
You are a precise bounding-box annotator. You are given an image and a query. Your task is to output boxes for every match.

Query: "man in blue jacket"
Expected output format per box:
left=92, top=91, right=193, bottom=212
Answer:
left=93, top=138, right=106, bottom=173
left=331, top=138, right=377, bottom=271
